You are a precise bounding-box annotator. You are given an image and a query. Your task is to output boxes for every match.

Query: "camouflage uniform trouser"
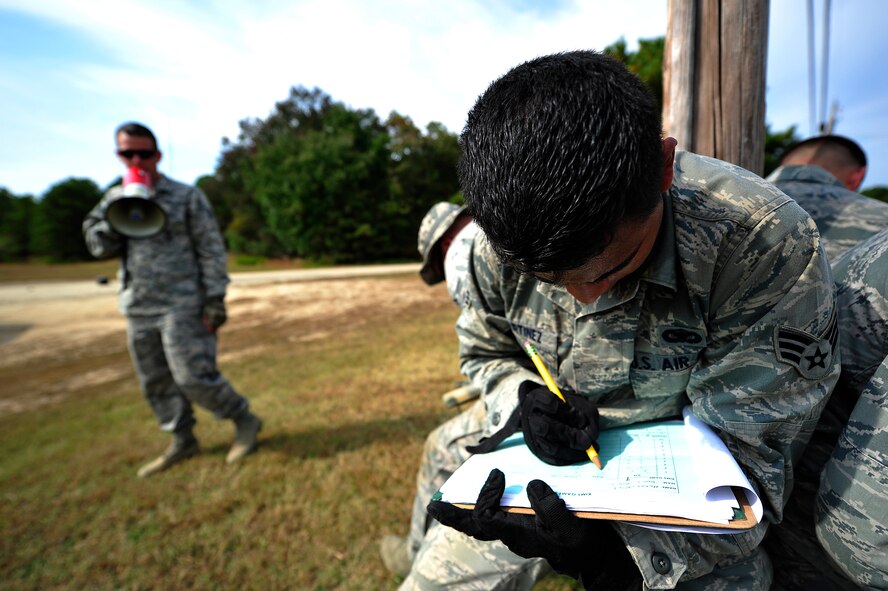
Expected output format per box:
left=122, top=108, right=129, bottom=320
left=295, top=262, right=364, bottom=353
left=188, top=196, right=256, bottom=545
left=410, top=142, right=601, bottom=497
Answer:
left=127, top=310, right=248, bottom=434
left=400, top=399, right=552, bottom=590
left=763, top=478, right=859, bottom=591
left=408, top=524, right=776, bottom=590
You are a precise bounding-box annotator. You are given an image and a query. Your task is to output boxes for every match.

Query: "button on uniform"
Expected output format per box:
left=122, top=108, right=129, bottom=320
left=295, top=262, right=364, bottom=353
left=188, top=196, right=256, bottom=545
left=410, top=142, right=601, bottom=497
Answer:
left=651, top=552, right=672, bottom=575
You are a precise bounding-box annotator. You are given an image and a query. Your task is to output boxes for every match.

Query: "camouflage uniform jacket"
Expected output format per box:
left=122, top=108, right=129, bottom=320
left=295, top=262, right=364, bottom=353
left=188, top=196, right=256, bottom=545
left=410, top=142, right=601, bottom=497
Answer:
left=767, top=164, right=888, bottom=261
left=815, top=229, right=888, bottom=588
left=444, top=221, right=480, bottom=309
left=82, top=175, right=229, bottom=316
left=457, top=151, right=840, bottom=588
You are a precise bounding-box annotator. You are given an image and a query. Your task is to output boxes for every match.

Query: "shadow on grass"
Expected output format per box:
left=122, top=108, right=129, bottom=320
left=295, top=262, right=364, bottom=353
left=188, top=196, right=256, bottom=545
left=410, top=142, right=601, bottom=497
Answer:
left=0, top=323, right=31, bottom=345
left=202, top=410, right=448, bottom=460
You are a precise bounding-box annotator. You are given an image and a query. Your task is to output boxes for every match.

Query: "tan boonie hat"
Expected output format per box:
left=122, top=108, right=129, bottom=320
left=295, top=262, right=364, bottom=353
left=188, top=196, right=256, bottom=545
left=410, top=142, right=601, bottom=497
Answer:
left=418, top=202, right=466, bottom=285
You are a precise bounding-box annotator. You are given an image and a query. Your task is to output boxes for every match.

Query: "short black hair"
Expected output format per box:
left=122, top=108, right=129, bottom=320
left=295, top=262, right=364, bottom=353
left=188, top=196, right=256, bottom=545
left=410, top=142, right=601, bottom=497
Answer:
left=781, top=134, right=867, bottom=168
left=115, top=122, right=158, bottom=150
left=459, top=50, right=664, bottom=274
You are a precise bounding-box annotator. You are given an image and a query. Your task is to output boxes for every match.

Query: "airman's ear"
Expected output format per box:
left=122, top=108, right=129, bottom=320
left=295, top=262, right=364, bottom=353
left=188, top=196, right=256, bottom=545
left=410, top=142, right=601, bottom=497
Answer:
left=845, top=165, right=866, bottom=192
left=660, top=137, right=678, bottom=191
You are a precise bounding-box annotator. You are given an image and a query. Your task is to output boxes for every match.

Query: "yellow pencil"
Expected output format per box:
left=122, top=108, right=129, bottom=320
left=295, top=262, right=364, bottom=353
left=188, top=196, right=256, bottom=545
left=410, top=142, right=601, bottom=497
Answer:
left=523, top=340, right=603, bottom=469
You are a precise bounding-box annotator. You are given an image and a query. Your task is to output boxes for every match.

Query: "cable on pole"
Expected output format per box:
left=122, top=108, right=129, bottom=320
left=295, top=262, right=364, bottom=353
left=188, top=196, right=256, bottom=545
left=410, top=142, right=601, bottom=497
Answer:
left=819, top=0, right=831, bottom=133
left=807, top=0, right=816, bottom=136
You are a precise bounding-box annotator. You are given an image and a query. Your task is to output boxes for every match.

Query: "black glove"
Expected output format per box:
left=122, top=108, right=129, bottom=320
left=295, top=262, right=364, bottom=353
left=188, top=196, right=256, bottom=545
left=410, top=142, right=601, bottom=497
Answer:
left=202, top=297, right=227, bottom=332
left=519, top=381, right=600, bottom=465
left=427, top=469, right=640, bottom=588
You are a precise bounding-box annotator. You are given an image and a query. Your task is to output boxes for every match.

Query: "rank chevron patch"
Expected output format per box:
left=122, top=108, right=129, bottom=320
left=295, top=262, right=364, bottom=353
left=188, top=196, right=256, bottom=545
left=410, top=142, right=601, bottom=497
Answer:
left=774, top=305, right=838, bottom=380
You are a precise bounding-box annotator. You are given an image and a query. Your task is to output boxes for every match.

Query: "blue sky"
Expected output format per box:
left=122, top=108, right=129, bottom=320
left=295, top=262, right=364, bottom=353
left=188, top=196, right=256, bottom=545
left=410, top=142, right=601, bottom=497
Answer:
left=1, top=0, right=886, bottom=197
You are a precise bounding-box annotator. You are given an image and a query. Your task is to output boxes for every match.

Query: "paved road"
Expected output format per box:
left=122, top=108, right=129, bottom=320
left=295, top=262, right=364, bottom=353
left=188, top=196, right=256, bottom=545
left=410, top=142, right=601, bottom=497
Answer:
left=0, top=263, right=421, bottom=305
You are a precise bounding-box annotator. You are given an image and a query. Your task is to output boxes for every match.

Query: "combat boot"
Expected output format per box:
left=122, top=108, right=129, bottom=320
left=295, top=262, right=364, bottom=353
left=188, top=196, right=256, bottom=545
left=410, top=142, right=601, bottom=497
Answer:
left=137, top=431, right=199, bottom=478
left=226, top=410, right=262, bottom=464
left=379, top=535, right=413, bottom=577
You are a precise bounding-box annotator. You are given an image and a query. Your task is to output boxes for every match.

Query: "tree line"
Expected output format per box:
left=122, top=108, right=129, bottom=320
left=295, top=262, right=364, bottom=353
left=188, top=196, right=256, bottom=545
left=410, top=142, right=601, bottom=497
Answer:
left=195, top=87, right=460, bottom=262
left=0, top=87, right=461, bottom=264
left=2, top=37, right=884, bottom=264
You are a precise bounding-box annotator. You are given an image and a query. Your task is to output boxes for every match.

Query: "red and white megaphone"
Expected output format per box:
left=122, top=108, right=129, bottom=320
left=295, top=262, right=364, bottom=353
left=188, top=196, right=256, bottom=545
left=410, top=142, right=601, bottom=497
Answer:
left=106, top=167, right=167, bottom=238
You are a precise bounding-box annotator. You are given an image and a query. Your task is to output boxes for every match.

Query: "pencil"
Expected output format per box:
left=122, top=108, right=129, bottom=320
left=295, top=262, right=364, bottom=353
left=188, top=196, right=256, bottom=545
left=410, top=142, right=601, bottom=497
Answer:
left=523, top=340, right=603, bottom=469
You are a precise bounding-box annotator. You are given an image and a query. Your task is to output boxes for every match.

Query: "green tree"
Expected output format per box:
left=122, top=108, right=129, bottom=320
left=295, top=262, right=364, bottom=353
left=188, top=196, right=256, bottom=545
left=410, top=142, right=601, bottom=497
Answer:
left=386, top=113, right=462, bottom=250
left=0, top=188, right=35, bottom=261
left=763, top=124, right=801, bottom=177
left=200, top=145, right=281, bottom=257
left=202, top=87, right=338, bottom=258
left=210, top=86, right=461, bottom=262
left=604, top=37, right=664, bottom=110
left=247, top=103, right=393, bottom=261
left=862, top=186, right=888, bottom=204
left=31, top=178, right=101, bottom=261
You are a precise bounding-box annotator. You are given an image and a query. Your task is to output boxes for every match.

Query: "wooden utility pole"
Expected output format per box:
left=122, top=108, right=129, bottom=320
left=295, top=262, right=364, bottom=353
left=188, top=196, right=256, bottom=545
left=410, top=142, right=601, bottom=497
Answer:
left=663, top=0, right=770, bottom=175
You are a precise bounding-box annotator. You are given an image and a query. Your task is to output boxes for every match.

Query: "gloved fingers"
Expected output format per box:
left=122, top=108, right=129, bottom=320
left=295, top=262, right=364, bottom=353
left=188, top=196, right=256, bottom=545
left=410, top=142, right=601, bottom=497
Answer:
left=526, top=414, right=596, bottom=452
left=473, top=469, right=534, bottom=534
left=526, top=396, right=595, bottom=432
left=559, top=425, right=598, bottom=453
left=205, top=318, right=225, bottom=330
left=517, top=380, right=548, bottom=400
left=427, top=469, right=510, bottom=543
left=563, top=391, right=599, bottom=417
left=522, top=423, right=588, bottom=465
left=521, top=388, right=600, bottom=465
left=202, top=302, right=227, bottom=332
left=474, top=468, right=506, bottom=517
left=518, top=380, right=600, bottom=435
left=527, top=479, right=588, bottom=548
left=426, top=501, right=485, bottom=539
left=560, top=401, right=598, bottom=431
left=522, top=388, right=566, bottom=415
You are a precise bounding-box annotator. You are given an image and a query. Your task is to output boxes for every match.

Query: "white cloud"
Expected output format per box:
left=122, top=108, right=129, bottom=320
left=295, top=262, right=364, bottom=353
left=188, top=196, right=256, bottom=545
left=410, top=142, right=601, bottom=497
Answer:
left=2, top=0, right=887, bottom=195
left=0, top=0, right=668, bottom=194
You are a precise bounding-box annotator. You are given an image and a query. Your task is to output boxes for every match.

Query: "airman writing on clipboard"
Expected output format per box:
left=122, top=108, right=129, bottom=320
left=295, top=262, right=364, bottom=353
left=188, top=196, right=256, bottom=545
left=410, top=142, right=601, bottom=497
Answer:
left=406, top=51, right=840, bottom=591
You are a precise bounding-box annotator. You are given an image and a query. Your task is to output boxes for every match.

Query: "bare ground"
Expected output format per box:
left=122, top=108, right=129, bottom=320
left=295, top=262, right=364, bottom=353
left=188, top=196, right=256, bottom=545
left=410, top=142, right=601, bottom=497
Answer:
left=0, top=268, right=447, bottom=416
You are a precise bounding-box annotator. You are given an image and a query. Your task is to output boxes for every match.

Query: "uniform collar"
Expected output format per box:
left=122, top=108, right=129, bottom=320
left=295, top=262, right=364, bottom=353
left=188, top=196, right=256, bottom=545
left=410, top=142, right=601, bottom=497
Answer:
left=536, top=193, right=678, bottom=315
left=637, top=192, right=678, bottom=291
left=153, top=174, right=172, bottom=195
left=767, top=164, right=843, bottom=188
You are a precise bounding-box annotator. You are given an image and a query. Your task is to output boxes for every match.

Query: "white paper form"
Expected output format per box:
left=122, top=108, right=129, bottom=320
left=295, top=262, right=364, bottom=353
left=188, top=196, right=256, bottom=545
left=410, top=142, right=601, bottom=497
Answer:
left=437, top=407, right=763, bottom=531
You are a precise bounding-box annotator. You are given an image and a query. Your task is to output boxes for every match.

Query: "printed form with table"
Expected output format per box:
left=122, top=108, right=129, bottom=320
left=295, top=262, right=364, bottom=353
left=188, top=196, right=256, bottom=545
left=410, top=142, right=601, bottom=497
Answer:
left=437, top=408, right=764, bottom=534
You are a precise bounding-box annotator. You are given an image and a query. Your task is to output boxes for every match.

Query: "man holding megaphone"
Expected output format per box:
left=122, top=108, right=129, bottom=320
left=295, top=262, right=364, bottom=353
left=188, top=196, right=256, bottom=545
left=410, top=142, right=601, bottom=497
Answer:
left=105, top=165, right=168, bottom=239
left=83, top=122, right=262, bottom=478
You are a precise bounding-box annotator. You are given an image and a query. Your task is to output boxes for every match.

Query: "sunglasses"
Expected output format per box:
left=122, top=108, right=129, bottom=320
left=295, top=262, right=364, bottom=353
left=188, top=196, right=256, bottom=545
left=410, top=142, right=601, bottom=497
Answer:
left=117, top=149, right=157, bottom=159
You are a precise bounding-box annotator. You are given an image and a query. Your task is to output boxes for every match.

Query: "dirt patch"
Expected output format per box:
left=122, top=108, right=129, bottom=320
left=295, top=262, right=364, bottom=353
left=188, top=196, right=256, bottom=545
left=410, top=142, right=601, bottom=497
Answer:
left=0, top=273, right=450, bottom=415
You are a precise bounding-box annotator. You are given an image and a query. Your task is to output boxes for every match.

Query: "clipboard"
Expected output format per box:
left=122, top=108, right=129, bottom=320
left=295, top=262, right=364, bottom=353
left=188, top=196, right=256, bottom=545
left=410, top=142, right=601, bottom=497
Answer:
left=453, top=487, right=757, bottom=531
left=439, top=411, right=766, bottom=534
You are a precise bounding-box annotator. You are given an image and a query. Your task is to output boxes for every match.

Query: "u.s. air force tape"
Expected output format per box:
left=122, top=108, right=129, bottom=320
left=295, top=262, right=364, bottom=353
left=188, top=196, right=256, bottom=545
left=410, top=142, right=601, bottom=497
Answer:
left=773, top=305, right=838, bottom=380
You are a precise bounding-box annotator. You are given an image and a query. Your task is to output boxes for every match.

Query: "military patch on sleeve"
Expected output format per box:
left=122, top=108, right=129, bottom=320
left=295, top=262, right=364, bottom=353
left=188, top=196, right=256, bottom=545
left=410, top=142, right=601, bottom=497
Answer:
left=774, top=305, right=838, bottom=380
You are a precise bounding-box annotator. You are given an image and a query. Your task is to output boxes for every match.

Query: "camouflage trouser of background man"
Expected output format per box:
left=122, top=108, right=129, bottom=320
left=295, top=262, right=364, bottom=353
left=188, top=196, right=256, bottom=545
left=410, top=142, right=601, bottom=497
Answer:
left=400, top=399, right=552, bottom=590
left=815, top=362, right=888, bottom=589
left=127, top=310, right=248, bottom=433
left=763, top=473, right=859, bottom=590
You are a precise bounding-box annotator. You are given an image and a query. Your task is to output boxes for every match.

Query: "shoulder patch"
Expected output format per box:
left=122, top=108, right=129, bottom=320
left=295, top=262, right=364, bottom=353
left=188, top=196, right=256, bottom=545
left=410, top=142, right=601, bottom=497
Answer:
left=774, top=305, right=838, bottom=380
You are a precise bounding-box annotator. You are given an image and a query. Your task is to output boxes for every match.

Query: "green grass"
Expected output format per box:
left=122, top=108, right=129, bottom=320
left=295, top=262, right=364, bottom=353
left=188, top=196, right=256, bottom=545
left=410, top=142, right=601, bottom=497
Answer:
left=0, top=258, right=122, bottom=282
left=0, top=275, right=580, bottom=590
left=0, top=256, right=327, bottom=283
